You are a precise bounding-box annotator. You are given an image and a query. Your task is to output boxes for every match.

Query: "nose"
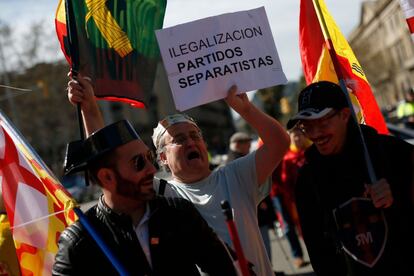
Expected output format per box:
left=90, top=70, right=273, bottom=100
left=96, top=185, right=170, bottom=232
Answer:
left=304, top=125, right=323, bottom=138
left=185, top=136, right=197, bottom=146
left=146, top=161, right=157, bottom=174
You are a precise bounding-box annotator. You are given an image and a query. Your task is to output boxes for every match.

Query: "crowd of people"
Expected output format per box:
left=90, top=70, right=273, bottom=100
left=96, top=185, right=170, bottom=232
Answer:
left=52, top=76, right=413, bottom=276
left=1, top=73, right=413, bottom=276
left=55, top=74, right=289, bottom=276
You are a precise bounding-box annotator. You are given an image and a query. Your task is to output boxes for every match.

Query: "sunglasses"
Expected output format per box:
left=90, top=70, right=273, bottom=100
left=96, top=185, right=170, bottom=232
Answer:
left=131, top=150, right=156, bottom=172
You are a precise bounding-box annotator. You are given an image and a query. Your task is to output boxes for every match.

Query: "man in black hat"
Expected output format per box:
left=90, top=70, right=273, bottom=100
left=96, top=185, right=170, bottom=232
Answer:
left=288, top=81, right=414, bottom=275
left=52, top=120, right=237, bottom=276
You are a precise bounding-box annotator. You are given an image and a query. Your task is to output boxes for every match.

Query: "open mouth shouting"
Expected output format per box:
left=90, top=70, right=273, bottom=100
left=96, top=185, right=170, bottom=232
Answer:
left=187, top=150, right=201, bottom=160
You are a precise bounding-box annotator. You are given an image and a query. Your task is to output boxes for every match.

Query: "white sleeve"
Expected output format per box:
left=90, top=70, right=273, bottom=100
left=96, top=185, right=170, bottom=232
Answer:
left=223, top=151, right=270, bottom=206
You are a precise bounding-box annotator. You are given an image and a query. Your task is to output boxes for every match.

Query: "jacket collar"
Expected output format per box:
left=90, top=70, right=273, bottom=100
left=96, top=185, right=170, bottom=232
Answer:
left=97, top=195, right=133, bottom=226
left=97, top=195, right=164, bottom=224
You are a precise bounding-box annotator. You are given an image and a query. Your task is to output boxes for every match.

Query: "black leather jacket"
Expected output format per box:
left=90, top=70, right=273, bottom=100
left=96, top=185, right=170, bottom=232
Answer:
left=53, top=196, right=237, bottom=276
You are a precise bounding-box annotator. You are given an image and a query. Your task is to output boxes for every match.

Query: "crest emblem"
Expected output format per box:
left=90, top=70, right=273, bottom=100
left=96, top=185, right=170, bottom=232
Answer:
left=333, top=197, right=387, bottom=268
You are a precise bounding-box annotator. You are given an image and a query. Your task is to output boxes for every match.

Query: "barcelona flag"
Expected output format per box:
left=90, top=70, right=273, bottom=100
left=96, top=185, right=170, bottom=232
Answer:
left=0, top=111, right=77, bottom=275
left=55, top=0, right=167, bottom=108
left=299, top=0, right=388, bottom=134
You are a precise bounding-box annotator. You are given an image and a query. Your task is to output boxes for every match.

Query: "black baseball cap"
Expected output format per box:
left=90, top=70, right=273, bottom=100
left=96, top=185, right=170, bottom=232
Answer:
left=287, top=81, right=348, bottom=129
left=64, top=120, right=141, bottom=175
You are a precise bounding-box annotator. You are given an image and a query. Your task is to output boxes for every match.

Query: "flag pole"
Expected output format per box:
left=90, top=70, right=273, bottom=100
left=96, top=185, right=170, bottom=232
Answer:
left=64, top=0, right=91, bottom=187
left=311, top=0, right=378, bottom=184
left=64, top=1, right=128, bottom=274
left=64, top=0, right=84, bottom=140
left=72, top=208, right=129, bottom=276
left=221, top=200, right=250, bottom=276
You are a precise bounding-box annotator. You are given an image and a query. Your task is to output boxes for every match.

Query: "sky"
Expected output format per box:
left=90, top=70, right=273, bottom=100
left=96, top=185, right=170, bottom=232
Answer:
left=0, top=0, right=365, bottom=81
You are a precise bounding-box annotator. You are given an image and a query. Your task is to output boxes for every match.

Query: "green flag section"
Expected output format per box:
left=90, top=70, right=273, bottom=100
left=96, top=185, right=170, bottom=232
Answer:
left=55, top=0, right=167, bottom=108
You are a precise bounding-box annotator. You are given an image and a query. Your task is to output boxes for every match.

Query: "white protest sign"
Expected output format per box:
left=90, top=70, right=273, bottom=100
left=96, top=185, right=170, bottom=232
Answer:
left=156, top=7, right=287, bottom=111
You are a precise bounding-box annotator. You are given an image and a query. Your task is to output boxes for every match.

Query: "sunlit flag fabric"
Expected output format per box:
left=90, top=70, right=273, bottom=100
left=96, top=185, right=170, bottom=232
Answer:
left=299, top=0, right=388, bottom=134
left=55, top=0, right=167, bottom=108
left=0, top=112, right=76, bottom=276
left=399, top=0, right=414, bottom=41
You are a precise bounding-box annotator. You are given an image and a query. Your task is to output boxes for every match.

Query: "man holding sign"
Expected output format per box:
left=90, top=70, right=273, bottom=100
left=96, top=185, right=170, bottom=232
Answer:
left=152, top=11, right=288, bottom=274
left=151, top=86, right=289, bottom=276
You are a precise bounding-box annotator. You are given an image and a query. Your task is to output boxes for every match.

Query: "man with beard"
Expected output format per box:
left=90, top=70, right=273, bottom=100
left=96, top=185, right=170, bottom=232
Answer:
left=52, top=119, right=237, bottom=276
left=287, top=81, right=414, bottom=276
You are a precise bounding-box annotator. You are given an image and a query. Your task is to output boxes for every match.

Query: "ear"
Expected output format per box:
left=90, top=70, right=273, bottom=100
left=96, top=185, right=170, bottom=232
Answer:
left=159, top=151, right=169, bottom=166
left=340, top=107, right=352, bottom=121
left=97, top=168, right=116, bottom=189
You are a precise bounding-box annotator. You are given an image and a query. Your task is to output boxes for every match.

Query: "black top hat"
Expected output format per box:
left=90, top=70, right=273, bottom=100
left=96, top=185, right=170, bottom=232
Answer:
left=287, top=81, right=348, bottom=129
left=63, top=120, right=140, bottom=175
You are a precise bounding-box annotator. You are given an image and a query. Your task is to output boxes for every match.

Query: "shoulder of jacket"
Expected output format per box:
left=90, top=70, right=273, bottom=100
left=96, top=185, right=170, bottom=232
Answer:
left=59, top=221, right=85, bottom=248
left=59, top=206, right=98, bottom=246
left=152, top=196, right=194, bottom=210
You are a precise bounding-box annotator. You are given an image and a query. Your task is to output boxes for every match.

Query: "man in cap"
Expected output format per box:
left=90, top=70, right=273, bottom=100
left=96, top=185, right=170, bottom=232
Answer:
left=225, top=131, right=253, bottom=163
left=288, top=81, right=414, bottom=275
left=52, top=119, right=237, bottom=275
left=67, top=75, right=290, bottom=276
left=151, top=87, right=289, bottom=276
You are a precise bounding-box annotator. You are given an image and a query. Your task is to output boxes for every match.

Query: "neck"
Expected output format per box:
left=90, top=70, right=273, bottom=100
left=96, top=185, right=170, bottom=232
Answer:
left=102, top=192, right=146, bottom=226
left=172, top=169, right=211, bottom=184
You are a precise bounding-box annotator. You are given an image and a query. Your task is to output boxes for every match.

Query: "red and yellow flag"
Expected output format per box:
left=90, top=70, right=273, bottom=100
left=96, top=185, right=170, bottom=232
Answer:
left=0, top=114, right=76, bottom=275
left=299, top=0, right=388, bottom=134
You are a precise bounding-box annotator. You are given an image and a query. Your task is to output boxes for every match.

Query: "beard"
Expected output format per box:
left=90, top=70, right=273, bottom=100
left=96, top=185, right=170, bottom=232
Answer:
left=113, top=170, right=155, bottom=201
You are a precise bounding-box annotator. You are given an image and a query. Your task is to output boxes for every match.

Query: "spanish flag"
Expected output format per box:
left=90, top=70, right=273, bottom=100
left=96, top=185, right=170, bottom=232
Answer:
left=299, top=0, right=388, bottom=134
left=55, top=0, right=167, bottom=108
left=0, top=111, right=76, bottom=275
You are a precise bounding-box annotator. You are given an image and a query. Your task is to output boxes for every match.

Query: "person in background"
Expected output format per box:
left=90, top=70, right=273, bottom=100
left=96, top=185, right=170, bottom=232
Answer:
left=288, top=81, right=414, bottom=276
left=226, top=132, right=253, bottom=163
left=257, top=196, right=277, bottom=263
left=396, top=88, right=414, bottom=129
left=271, top=126, right=311, bottom=268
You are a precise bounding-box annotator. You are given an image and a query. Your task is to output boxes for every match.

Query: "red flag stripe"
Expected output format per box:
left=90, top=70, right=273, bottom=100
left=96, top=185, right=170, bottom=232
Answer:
left=0, top=129, right=47, bottom=228
left=406, top=17, right=414, bottom=33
